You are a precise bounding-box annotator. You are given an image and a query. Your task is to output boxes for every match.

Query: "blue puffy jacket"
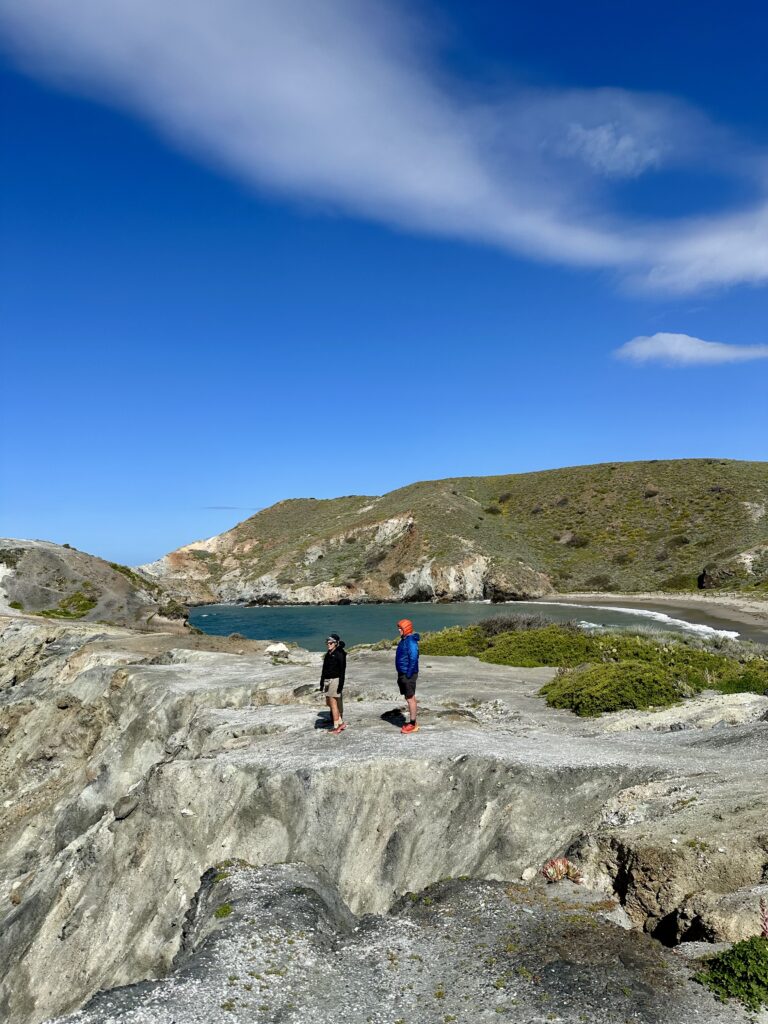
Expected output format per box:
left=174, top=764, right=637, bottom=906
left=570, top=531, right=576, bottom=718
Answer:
left=395, top=633, right=420, bottom=676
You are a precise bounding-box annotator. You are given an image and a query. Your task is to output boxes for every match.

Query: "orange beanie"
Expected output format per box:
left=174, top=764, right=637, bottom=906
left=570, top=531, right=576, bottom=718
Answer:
left=397, top=619, right=414, bottom=635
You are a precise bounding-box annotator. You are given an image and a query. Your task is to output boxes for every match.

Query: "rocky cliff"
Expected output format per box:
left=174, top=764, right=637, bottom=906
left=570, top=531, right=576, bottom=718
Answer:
left=140, top=459, right=768, bottom=606
left=2, top=614, right=767, bottom=1023
left=0, top=539, right=188, bottom=630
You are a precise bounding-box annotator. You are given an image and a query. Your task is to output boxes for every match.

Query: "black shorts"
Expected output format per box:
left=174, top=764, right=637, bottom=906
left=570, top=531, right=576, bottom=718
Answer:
left=397, top=671, right=418, bottom=699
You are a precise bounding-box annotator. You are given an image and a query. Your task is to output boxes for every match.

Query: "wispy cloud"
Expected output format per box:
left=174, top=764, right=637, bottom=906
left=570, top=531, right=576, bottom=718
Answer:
left=561, top=121, right=664, bottom=179
left=615, top=332, right=768, bottom=366
left=0, top=0, right=766, bottom=292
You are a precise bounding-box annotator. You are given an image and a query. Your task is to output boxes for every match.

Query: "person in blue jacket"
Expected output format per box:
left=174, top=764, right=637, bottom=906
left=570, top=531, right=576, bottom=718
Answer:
left=395, top=618, right=420, bottom=734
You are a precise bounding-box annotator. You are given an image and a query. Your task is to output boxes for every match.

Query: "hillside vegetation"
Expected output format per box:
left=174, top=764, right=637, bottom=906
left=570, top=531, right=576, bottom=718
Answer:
left=141, top=459, right=768, bottom=604
left=421, top=614, right=768, bottom=716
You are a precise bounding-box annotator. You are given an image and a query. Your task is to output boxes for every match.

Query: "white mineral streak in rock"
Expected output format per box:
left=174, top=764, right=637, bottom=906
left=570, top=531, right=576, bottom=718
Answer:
left=0, top=562, right=19, bottom=615
left=178, top=534, right=227, bottom=555
left=736, top=544, right=767, bottom=574
left=138, top=555, right=186, bottom=580
left=442, top=556, right=490, bottom=599
left=401, top=560, right=436, bottom=598
left=743, top=501, right=766, bottom=522
left=373, top=515, right=413, bottom=546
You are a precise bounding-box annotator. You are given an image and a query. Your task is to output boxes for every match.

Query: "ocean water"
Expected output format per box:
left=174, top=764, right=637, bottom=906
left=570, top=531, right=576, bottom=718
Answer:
left=188, top=600, right=746, bottom=652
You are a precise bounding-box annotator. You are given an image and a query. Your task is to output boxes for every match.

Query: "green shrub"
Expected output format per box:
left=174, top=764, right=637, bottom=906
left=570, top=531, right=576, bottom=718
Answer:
left=695, top=936, right=768, bottom=1011
left=9, top=600, right=23, bottom=610
left=158, top=600, right=188, bottom=620
left=541, top=661, right=681, bottom=716
left=566, top=533, right=590, bottom=548
left=110, top=562, right=149, bottom=587
left=39, top=591, right=97, bottom=619
left=421, top=621, right=768, bottom=714
left=714, top=660, right=768, bottom=695
left=481, top=625, right=595, bottom=667
left=659, top=573, right=699, bottom=591
left=583, top=574, right=613, bottom=590
left=420, top=626, right=486, bottom=657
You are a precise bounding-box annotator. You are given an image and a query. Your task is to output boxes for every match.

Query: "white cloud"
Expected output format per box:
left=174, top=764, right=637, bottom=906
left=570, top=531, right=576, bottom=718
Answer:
left=562, top=121, right=663, bottom=178
left=615, top=332, right=768, bottom=366
left=0, top=0, right=766, bottom=292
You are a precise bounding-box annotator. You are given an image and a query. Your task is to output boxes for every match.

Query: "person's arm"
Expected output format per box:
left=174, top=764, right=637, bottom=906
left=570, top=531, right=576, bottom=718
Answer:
left=338, top=650, right=346, bottom=688
left=405, top=636, right=416, bottom=675
left=319, top=653, right=326, bottom=689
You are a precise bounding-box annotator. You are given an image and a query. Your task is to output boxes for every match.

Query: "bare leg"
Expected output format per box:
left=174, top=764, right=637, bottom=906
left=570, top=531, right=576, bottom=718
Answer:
left=327, top=694, right=340, bottom=725
left=406, top=695, right=417, bottom=723
left=337, top=692, right=344, bottom=723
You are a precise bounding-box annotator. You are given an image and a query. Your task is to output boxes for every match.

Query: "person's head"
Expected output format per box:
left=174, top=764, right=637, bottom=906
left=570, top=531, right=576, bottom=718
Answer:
left=397, top=619, right=414, bottom=636
left=326, top=632, right=341, bottom=650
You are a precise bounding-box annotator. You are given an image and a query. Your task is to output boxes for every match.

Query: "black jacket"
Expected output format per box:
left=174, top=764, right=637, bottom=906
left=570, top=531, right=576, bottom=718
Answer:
left=320, top=641, right=346, bottom=690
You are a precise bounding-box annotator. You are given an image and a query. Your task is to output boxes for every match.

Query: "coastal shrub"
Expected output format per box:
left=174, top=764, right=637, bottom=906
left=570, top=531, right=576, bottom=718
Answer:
left=541, top=661, right=681, bottom=717
left=9, top=600, right=23, bottom=610
left=660, top=573, right=700, bottom=591
left=159, top=600, right=188, bottom=620
left=39, top=591, right=97, bottom=619
left=0, top=548, right=22, bottom=568
left=481, top=626, right=594, bottom=667
left=420, top=626, right=486, bottom=657
left=668, top=534, right=691, bottom=548
left=613, top=552, right=635, bottom=565
left=713, top=659, right=768, bottom=695
left=583, top=574, right=614, bottom=590
left=109, top=562, right=158, bottom=591
left=476, top=613, right=572, bottom=636
left=422, top=622, right=768, bottom=712
left=695, top=936, right=768, bottom=1011
left=565, top=533, right=590, bottom=548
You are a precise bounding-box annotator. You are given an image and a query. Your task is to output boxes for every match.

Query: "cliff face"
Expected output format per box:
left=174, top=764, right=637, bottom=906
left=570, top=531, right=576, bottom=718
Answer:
left=140, top=459, right=768, bottom=605
left=140, top=507, right=553, bottom=605
left=0, top=539, right=187, bottom=629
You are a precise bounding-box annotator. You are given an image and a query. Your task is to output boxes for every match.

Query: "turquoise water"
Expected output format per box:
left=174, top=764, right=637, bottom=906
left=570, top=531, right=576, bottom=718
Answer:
left=188, top=600, right=750, bottom=652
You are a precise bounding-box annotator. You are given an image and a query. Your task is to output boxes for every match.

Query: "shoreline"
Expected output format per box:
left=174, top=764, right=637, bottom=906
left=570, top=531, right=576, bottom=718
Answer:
left=548, top=591, right=768, bottom=631
left=192, top=591, right=768, bottom=628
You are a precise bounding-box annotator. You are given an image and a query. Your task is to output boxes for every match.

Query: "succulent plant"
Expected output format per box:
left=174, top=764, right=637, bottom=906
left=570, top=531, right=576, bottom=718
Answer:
left=541, top=857, right=583, bottom=884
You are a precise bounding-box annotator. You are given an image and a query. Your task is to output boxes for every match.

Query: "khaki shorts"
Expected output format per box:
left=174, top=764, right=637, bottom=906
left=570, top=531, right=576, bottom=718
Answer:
left=322, top=678, right=342, bottom=698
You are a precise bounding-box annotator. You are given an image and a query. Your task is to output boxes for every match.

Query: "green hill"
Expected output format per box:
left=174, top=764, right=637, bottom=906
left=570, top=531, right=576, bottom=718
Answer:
left=140, top=459, right=768, bottom=604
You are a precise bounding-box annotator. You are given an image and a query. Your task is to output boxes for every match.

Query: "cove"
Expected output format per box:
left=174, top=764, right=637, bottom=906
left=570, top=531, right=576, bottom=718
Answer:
left=188, top=599, right=748, bottom=651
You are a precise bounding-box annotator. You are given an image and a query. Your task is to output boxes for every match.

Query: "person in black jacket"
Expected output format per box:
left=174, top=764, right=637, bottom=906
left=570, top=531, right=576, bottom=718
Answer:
left=319, top=633, right=347, bottom=734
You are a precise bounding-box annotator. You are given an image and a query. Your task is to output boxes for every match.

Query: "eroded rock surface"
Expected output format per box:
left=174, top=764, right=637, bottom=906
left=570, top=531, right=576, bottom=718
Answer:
left=50, top=864, right=758, bottom=1024
left=2, top=616, right=768, bottom=1023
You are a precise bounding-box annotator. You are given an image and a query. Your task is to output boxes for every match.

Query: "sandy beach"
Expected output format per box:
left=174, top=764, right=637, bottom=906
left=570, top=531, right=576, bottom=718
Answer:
left=552, top=590, right=768, bottom=632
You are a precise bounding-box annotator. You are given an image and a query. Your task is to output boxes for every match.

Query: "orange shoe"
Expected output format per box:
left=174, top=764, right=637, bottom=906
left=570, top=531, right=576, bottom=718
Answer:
left=401, top=722, right=419, bottom=734
left=330, top=722, right=347, bottom=735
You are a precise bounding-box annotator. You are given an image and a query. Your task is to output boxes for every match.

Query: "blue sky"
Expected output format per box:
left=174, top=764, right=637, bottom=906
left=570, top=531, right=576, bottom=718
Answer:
left=1, top=0, right=766, bottom=565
